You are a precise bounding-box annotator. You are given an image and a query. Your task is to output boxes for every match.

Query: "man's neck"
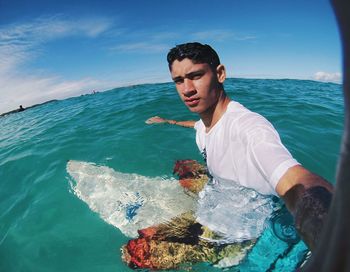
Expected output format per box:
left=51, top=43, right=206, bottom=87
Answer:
left=200, top=92, right=231, bottom=132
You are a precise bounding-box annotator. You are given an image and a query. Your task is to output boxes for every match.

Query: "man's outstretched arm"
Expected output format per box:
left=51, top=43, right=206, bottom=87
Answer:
left=276, top=165, right=333, bottom=251
left=145, top=116, right=196, bottom=128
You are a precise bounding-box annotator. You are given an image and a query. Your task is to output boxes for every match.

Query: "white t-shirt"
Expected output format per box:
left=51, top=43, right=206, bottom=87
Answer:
left=194, top=101, right=299, bottom=196
left=194, top=101, right=299, bottom=242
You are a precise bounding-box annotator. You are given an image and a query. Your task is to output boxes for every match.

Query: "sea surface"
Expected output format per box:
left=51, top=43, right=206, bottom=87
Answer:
left=0, top=78, right=344, bottom=272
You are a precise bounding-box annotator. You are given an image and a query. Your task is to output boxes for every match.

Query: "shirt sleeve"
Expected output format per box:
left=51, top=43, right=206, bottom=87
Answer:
left=247, top=121, right=300, bottom=191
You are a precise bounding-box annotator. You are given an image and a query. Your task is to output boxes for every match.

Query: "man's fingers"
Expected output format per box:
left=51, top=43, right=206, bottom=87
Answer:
left=145, top=116, right=164, bottom=124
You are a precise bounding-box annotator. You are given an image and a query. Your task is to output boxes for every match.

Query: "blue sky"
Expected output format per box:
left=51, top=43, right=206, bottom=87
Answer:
left=0, top=0, right=342, bottom=113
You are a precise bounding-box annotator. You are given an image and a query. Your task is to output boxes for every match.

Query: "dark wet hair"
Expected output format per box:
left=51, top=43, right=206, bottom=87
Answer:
left=167, top=42, right=221, bottom=71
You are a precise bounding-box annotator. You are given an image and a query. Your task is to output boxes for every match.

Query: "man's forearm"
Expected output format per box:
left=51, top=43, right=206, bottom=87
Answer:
left=283, top=183, right=332, bottom=251
left=145, top=116, right=195, bottom=128
left=166, top=120, right=195, bottom=128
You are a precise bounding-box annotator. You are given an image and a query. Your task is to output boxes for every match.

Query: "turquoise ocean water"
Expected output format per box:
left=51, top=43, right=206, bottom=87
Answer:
left=0, top=78, right=343, bottom=271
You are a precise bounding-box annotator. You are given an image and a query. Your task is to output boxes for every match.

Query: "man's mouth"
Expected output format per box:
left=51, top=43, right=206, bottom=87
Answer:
left=185, top=98, right=200, bottom=107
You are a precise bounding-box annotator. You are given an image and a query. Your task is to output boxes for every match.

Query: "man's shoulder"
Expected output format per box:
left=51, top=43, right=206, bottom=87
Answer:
left=194, top=119, right=204, bottom=131
left=225, top=101, right=277, bottom=140
left=225, top=101, right=267, bottom=126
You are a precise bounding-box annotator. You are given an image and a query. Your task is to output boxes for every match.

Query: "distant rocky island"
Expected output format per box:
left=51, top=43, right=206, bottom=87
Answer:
left=0, top=100, right=58, bottom=117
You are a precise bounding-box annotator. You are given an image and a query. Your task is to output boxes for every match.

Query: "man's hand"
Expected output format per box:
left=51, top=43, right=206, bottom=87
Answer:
left=145, top=116, right=168, bottom=124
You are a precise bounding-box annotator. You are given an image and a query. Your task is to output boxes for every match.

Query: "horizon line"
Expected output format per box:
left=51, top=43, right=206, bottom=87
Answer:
left=0, top=76, right=342, bottom=116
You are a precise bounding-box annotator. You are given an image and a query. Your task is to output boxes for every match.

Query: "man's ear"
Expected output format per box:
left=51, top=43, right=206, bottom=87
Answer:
left=216, top=64, right=226, bottom=83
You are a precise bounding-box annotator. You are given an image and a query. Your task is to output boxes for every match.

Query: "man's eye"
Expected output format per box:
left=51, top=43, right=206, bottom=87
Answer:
left=190, top=73, right=203, bottom=80
left=174, top=79, right=184, bottom=84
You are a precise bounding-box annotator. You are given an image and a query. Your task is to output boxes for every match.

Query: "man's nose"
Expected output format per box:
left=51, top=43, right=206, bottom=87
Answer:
left=183, top=79, right=196, bottom=96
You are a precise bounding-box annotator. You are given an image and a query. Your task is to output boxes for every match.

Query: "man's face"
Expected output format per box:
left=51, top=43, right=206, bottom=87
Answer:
left=170, top=58, right=222, bottom=115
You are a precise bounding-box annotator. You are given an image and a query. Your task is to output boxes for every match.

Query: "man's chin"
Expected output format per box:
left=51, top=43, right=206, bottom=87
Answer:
left=187, top=106, right=202, bottom=114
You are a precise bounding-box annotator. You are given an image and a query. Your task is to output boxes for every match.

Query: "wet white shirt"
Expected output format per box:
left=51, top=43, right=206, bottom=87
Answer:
left=194, top=101, right=299, bottom=196
left=194, top=101, right=299, bottom=242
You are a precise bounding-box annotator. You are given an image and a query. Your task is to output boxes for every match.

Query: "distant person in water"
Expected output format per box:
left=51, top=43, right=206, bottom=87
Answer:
left=145, top=42, right=333, bottom=252
left=18, top=105, right=25, bottom=112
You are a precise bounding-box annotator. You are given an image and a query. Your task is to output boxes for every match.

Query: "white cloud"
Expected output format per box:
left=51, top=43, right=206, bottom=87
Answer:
left=0, top=15, right=113, bottom=70
left=0, top=15, right=113, bottom=42
left=0, top=15, right=115, bottom=114
left=191, top=30, right=256, bottom=42
left=0, top=73, right=110, bottom=114
left=109, top=29, right=255, bottom=54
left=313, top=71, right=342, bottom=83
left=111, top=42, right=169, bottom=53
left=191, top=30, right=234, bottom=42
left=234, top=35, right=257, bottom=41
left=151, top=32, right=181, bottom=41
left=109, top=30, right=178, bottom=53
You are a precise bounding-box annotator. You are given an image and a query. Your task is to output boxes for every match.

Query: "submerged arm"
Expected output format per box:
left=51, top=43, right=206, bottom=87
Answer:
left=276, top=165, right=333, bottom=251
left=145, top=116, right=196, bottom=128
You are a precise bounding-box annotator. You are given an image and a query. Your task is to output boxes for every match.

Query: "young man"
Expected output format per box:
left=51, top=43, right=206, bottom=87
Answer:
left=147, top=42, right=333, bottom=251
